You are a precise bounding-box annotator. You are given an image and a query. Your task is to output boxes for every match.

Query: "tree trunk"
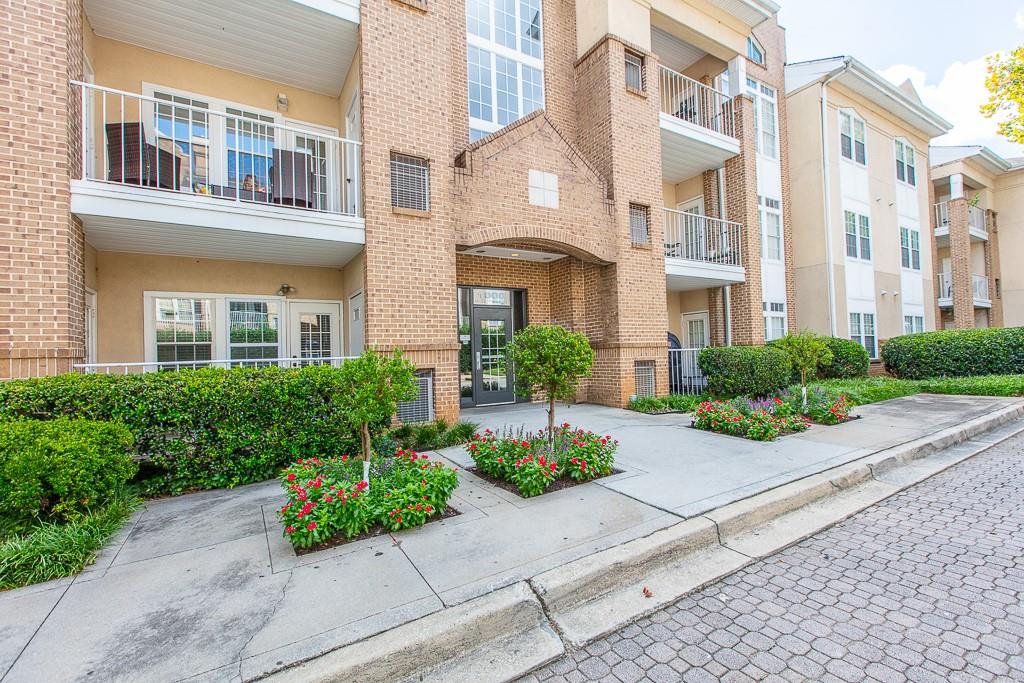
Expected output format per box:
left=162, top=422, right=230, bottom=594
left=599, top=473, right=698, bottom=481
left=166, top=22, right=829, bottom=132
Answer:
left=547, top=394, right=556, bottom=453
left=360, top=421, right=373, bottom=462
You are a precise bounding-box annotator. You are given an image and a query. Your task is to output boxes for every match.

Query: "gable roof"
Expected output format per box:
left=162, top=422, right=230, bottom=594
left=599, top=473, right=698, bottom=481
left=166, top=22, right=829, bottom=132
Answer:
left=785, top=56, right=952, bottom=139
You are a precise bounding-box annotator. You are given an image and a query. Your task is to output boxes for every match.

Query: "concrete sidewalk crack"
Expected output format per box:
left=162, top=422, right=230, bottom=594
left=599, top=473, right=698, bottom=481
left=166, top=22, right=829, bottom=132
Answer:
left=235, top=570, right=294, bottom=683
left=391, top=533, right=444, bottom=607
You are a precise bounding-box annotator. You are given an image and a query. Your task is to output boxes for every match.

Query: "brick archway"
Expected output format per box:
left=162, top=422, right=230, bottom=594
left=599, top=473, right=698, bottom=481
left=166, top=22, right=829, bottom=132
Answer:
left=457, top=224, right=615, bottom=264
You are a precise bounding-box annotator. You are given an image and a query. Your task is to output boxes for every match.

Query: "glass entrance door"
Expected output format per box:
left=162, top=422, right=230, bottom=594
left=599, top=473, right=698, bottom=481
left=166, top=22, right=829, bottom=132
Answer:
left=471, top=305, right=515, bottom=405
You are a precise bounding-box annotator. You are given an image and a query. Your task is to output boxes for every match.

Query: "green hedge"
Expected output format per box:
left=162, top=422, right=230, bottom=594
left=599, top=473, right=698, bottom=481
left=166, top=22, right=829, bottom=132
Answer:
left=0, top=366, right=363, bottom=494
left=881, top=327, right=1024, bottom=379
left=819, top=337, right=870, bottom=378
left=698, top=345, right=792, bottom=398
left=0, top=419, right=136, bottom=528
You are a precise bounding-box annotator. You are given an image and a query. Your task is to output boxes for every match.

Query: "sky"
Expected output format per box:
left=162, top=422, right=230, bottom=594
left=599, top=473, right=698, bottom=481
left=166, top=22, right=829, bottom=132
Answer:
left=778, top=0, right=1024, bottom=159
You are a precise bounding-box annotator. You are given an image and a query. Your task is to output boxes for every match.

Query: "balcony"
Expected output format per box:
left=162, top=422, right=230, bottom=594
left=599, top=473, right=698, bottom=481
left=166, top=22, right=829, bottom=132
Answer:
left=937, top=272, right=991, bottom=309
left=933, top=201, right=988, bottom=243
left=71, top=82, right=364, bottom=267
left=659, top=66, right=740, bottom=183
left=664, top=209, right=745, bottom=290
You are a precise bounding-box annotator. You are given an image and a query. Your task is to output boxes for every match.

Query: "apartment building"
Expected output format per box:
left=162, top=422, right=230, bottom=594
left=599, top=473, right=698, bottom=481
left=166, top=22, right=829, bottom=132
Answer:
left=929, top=145, right=1022, bottom=328
left=2, top=0, right=785, bottom=420
left=785, top=57, right=952, bottom=364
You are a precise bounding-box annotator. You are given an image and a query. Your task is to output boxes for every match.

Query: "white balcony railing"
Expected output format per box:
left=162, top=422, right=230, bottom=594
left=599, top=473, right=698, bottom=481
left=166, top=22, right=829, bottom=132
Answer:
left=668, top=347, right=706, bottom=396
left=933, top=201, right=988, bottom=238
left=938, top=271, right=953, bottom=300
left=659, top=66, right=736, bottom=138
left=72, top=81, right=362, bottom=217
left=74, top=356, right=357, bottom=374
left=973, top=274, right=990, bottom=301
left=933, top=201, right=950, bottom=229
left=664, top=209, right=743, bottom=267
left=968, top=205, right=987, bottom=233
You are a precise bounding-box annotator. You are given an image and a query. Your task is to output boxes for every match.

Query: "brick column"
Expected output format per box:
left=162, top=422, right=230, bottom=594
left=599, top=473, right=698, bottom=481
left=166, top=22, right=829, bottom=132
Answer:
left=947, top=198, right=974, bottom=329
left=722, top=95, right=765, bottom=345
left=985, top=210, right=1003, bottom=328
left=0, top=0, right=87, bottom=379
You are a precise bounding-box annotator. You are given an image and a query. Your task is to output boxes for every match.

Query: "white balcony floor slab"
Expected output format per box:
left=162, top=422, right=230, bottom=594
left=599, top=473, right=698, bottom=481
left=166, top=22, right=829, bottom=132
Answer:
left=660, top=113, right=740, bottom=182
left=666, top=258, right=745, bottom=291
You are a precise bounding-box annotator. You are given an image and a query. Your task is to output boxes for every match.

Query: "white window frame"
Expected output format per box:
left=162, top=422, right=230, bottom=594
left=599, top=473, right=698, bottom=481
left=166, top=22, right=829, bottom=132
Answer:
left=759, top=195, right=783, bottom=261
left=839, top=109, right=867, bottom=166
left=762, top=301, right=787, bottom=341
left=844, top=209, right=872, bottom=262
left=903, top=315, right=924, bottom=335
left=746, top=36, right=765, bottom=65
left=900, top=226, right=921, bottom=271
left=849, top=311, right=877, bottom=359
left=466, top=0, right=545, bottom=141
left=894, top=138, right=917, bottom=187
left=141, top=83, right=339, bottom=205
left=528, top=169, right=558, bottom=208
left=746, top=78, right=778, bottom=159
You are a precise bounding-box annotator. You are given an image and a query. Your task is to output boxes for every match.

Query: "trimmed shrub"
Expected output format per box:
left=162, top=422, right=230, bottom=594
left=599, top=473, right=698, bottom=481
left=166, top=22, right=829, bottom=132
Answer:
left=881, top=327, right=1024, bottom=379
left=0, top=419, right=136, bottom=527
left=698, top=346, right=792, bottom=398
left=819, top=337, right=870, bottom=379
left=0, top=366, right=363, bottom=494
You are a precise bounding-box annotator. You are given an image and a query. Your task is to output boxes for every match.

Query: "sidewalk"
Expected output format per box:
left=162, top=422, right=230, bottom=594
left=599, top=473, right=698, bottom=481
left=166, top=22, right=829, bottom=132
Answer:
left=0, top=394, right=1019, bottom=682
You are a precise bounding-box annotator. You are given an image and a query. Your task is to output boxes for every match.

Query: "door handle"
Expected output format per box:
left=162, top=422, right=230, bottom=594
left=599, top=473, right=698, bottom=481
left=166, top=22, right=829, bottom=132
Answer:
left=475, top=351, right=481, bottom=371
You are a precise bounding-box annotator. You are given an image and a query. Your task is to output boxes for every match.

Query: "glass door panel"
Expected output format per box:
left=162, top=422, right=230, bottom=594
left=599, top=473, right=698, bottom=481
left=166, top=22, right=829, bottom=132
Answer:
left=472, top=305, right=515, bottom=405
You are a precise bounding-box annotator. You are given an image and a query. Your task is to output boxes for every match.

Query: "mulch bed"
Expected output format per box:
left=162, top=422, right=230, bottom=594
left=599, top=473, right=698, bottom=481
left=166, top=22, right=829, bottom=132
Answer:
left=466, top=467, right=622, bottom=498
left=295, top=505, right=460, bottom=556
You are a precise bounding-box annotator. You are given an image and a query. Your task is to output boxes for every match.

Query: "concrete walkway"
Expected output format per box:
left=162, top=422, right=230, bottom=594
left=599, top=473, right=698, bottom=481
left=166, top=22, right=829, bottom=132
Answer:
left=0, top=394, right=1017, bottom=682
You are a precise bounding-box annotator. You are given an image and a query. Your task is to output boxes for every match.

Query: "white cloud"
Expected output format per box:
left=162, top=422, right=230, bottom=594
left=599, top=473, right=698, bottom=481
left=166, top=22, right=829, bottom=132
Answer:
left=1016, top=7, right=1024, bottom=30
left=880, top=57, right=1024, bottom=159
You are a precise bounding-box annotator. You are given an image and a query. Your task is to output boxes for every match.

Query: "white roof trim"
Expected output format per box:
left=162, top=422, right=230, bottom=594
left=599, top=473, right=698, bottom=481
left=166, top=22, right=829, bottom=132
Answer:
left=928, top=145, right=1014, bottom=174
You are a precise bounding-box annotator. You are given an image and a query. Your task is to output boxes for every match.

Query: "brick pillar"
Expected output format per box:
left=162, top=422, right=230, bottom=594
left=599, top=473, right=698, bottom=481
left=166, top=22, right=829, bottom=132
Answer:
left=359, top=0, right=458, bottom=421
left=985, top=210, right=1004, bottom=327
left=0, top=0, right=87, bottom=379
left=947, top=198, right=974, bottom=329
left=575, top=37, right=669, bottom=405
left=722, top=95, right=764, bottom=345
left=928, top=180, right=942, bottom=328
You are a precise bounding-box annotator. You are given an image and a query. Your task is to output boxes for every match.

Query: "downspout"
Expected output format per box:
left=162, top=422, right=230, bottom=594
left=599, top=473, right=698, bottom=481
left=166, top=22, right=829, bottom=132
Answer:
left=717, top=167, right=732, bottom=345
left=819, top=69, right=845, bottom=337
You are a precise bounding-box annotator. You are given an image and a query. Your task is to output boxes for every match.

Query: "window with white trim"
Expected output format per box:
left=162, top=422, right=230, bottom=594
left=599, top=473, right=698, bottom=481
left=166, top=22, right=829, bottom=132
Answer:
left=228, top=300, right=281, bottom=363
left=840, top=110, right=867, bottom=165
left=763, top=301, right=787, bottom=341
left=390, top=153, right=430, bottom=212
left=895, top=139, right=917, bottom=186
left=900, top=227, right=921, bottom=270
left=746, top=78, right=777, bottom=159
left=747, top=36, right=765, bottom=65
left=903, top=315, right=924, bottom=335
left=625, top=50, right=645, bottom=92
left=849, top=312, right=877, bottom=358
left=154, top=297, right=214, bottom=366
left=466, top=0, right=544, bottom=142
left=844, top=210, right=871, bottom=260
left=759, top=196, right=782, bottom=261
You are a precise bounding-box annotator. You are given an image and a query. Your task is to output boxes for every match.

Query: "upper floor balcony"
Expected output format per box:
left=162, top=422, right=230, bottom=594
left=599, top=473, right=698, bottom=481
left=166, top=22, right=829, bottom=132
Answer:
left=663, top=208, right=745, bottom=291
left=658, top=66, right=740, bottom=183
left=933, top=201, right=988, bottom=244
left=937, top=272, right=991, bottom=309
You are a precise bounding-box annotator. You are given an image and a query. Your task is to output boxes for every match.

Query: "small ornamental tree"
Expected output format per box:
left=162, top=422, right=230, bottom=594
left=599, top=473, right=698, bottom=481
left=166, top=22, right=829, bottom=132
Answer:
left=506, top=325, right=594, bottom=447
left=775, top=331, right=833, bottom=412
left=336, top=349, right=418, bottom=464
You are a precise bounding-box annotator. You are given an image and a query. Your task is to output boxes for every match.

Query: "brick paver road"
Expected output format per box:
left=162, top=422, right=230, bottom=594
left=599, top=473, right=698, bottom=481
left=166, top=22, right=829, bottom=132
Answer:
left=523, top=429, right=1024, bottom=683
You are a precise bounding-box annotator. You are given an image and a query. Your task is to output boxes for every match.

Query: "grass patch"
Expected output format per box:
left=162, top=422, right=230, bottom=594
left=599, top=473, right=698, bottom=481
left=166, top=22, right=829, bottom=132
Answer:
left=810, top=374, right=1024, bottom=407
left=919, top=374, right=1024, bottom=397
left=628, top=394, right=707, bottom=414
left=809, top=378, right=923, bottom=406
left=0, top=495, right=137, bottom=591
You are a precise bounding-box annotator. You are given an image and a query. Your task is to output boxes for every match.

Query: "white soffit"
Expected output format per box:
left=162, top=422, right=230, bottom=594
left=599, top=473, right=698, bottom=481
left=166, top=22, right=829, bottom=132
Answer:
left=84, top=0, right=359, bottom=96
left=651, top=27, right=707, bottom=73
left=462, top=246, right=567, bottom=263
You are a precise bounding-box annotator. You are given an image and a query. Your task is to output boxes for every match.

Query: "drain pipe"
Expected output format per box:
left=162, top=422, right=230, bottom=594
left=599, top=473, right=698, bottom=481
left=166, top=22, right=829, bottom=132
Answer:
left=717, top=167, right=732, bottom=346
left=819, top=67, right=846, bottom=337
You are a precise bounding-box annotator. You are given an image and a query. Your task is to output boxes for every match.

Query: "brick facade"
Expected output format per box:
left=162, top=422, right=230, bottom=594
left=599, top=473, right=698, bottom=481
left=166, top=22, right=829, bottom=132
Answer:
left=946, top=198, right=975, bottom=329
left=985, top=210, right=1003, bottom=327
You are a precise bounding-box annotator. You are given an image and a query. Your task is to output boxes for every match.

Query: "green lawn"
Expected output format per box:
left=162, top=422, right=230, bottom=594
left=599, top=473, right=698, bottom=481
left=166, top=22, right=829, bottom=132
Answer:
left=0, top=495, right=137, bottom=591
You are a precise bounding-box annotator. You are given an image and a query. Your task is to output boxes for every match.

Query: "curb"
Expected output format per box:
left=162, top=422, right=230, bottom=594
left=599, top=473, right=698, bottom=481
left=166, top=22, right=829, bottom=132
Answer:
left=259, top=401, right=1024, bottom=682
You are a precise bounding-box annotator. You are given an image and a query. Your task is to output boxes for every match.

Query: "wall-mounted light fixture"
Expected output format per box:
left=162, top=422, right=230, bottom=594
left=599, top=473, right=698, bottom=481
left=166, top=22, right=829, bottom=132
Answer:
left=276, top=93, right=289, bottom=112
left=276, top=283, right=295, bottom=296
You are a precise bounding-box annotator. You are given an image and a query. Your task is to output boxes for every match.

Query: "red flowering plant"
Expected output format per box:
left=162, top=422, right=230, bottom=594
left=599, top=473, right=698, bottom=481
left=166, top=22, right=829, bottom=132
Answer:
left=693, top=399, right=807, bottom=442
left=551, top=425, right=619, bottom=482
left=465, top=428, right=531, bottom=481
left=278, top=450, right=459, bottom=548
left=509, top=452, right=561, bottom=497
left=805, top=387, right=851, bottom=425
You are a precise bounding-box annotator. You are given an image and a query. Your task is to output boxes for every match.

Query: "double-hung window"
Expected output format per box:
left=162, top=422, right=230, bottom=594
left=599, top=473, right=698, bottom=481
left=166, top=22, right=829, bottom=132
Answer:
left=903, top=315, right=924, bottom=335
left=747, top=36, right=765, bottom=65
left=849, top=312, right=877, bottom=358
left=763, top=302, right=787, bottom=341
left=746, top=78, right=778, bottom=159
left=759, top=196, right=782, bottom=261
left=900, top=227, right=921, bottom=270
left=466, top=0, right=544, bottom=142
left=840, top=111, right=867, bottom=165
left=895, top=139, right=917, bottom=186
left=844, top=210, right=871, bottom=260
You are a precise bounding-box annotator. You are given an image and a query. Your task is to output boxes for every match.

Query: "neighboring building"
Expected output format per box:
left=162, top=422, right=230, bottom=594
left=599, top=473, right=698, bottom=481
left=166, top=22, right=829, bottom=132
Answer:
left=785, top=57, right=952, bottom=364
left=2, top=0, right=786, bottom=419
left=929, top=145, right=1022, bottom=328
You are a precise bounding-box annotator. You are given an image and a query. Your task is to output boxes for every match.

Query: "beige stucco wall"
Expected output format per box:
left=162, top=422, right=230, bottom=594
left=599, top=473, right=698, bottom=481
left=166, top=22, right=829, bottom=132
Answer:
left=84, top=242, right=98, bottom=291
left=995, top=168, right=1024, bottom=326
left=666, top=289, right=710, bottom=339
left=931, top=158, right=998, bottom=208
left=93, top=252, right=348, bottom=363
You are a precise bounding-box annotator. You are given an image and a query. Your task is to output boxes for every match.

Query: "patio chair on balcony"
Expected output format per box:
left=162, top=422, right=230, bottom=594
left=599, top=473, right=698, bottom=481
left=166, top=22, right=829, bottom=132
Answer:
left=270, top=149, right=316, bottom=209
left=105, top=122, right=180, bottom=190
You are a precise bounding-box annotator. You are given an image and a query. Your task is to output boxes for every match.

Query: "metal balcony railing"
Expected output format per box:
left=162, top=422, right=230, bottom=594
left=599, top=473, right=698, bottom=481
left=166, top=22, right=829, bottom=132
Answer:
left=74, top=356, right=357, bottom=374
left=668, top=347, right=706, bottom=395
left=664, top=209, right=743, bottom=267
left=934, top=201, right=950, bottom=229
left=973, top=274, right=990, bottom=301
left=659, top=66, right=736, bottom=138
left=968, top=205, right=987, bottom=233
left=938, top=272, right=953, bottom=300
left=72, top=81, right=362, bottom=217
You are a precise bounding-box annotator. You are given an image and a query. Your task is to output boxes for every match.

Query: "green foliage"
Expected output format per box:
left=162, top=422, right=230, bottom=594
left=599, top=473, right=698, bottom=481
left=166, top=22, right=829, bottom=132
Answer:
left=881, top=327, right=1024, bottom=379
left=628, top=394, right=705, bottom=414
left=335, top=350, right=419, bottom=460
left=0, top=365, right=382, bottom=495
left=0, top=493, right=137, bottom=590
left=982, top=48, right=1024, bottom=144
left=773, top=331, right=834, bottom=388
left=810, top=378, right=922, bottom=406
left=507, top=325, right=594, bottom=434
left=0, top=419, right=136, bottom=529
left=819, top=337, right=870, bottom=379
left=692, top=399, right=807, bottom=442
left=389, top=419, right=479, bottom=451
left=920, top=374, right=1024, bottom=397
left=698, top=345, right=792, bottom=398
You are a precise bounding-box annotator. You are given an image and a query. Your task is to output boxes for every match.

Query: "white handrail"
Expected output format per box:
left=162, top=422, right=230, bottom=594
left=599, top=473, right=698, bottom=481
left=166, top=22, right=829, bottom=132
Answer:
left=74, top=356, right=357, bottom=374
left=658, top=66, right=736, bottom=138
left=664, top=209, right=743, bottom=267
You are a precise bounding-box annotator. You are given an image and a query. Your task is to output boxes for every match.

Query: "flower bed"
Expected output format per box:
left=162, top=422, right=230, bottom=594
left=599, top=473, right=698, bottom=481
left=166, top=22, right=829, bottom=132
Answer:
left=278, top=449, right=459, bottom=551
left=693, top=386, right=856, bottom=442
left=465, top=424, right=618, bottom=497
